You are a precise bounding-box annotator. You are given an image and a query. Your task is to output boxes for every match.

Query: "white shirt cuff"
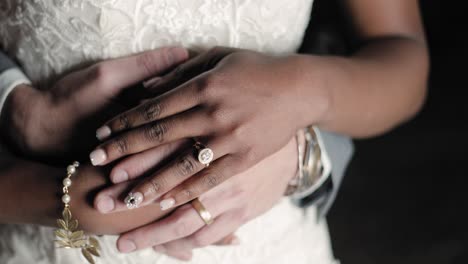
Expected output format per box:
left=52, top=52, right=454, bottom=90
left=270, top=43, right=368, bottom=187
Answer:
left=0, top=68, right=31, bottom=115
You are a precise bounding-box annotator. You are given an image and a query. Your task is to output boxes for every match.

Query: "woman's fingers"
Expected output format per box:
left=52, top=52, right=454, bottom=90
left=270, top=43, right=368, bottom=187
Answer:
left=110, top=139, right=189, bottom=183
left=156, top=154, right=243, bottom=211
left=90, top=109, right=208, bottom=166
left=152, top=233, right=238, bottom=260
left=180, top=212, right=242, bottom=249
left=121, top=138, right=229, bottom=210
left=117, top=200, right=216, bottom=252
left=93, top=141, right=189, bottom=214
left=95, top=72, right=209, bottom=141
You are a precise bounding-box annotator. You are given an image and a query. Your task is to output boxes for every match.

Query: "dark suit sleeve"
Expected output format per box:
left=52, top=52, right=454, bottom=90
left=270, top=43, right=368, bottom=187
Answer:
left=316, top=131, right=354, bottom=217
left=0, top=51, right=17, bottom=73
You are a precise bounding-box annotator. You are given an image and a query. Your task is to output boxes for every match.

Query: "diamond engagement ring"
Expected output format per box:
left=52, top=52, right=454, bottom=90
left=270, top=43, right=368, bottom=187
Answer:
left=193, top=141, right=214, bottom=167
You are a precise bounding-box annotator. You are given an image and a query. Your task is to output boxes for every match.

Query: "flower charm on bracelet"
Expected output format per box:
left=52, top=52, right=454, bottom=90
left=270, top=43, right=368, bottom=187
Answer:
left=55, top=161, right=101, bottom=264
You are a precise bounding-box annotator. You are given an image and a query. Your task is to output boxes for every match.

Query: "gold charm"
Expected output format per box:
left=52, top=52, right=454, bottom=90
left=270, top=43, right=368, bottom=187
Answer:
left=55, top=161, right=101, bottom=264
left=55, top=208, right=101, bottom=264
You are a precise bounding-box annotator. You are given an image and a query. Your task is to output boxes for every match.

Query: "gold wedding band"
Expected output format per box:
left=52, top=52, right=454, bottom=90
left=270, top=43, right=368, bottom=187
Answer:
left=193, top=141, right=214, bottom=167
left=191, top=198, right=214, bottom=225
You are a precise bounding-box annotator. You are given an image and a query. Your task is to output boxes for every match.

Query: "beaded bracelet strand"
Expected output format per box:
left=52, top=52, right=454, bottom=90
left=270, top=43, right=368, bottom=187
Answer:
left=54, top=161, right=101, bottom=264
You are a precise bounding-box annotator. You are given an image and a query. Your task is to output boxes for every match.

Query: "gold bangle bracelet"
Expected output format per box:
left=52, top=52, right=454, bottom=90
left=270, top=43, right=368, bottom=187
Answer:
left=54, top=161, right=101, bottom=264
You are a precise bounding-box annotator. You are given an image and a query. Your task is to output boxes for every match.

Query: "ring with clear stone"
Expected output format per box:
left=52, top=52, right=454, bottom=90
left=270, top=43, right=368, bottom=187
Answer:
left=193, top=141, right=214, bottom=167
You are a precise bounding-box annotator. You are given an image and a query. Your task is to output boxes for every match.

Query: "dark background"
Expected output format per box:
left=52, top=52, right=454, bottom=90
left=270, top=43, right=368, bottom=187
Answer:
left=301, top=1, right=468, bottom=263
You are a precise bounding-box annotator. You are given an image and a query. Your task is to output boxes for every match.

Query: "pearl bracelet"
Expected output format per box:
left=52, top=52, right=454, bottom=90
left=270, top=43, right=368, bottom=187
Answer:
left=55, top=161, right=101, bottom=264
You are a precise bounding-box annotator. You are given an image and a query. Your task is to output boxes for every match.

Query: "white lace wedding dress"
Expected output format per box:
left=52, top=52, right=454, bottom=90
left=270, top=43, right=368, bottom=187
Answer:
left=0, top=1, right=339, bottom=263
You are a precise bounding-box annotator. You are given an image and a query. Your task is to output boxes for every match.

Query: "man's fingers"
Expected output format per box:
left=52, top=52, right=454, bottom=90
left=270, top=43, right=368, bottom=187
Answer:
left=92, top=47, right=188, bottom=94
left=117, top=203, right=207, bottom=251
left=152, top=215, right=240, bottom=261
left=143, top=50, right=216, bottom=95
left=213, top=233, right=239, bottom=246
left=77, top=47, right=188, bottom=110
left=186, top=212, right=241, bottom=248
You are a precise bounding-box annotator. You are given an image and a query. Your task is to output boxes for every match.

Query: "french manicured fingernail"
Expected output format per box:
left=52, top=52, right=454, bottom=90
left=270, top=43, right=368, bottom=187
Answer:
left=124, top=192, right=143, bottom=209
left=96, top=196, right=115, bottom=213
left=160, top=198, right=175, bottom=211
left=89, top=149, right=107, bottom=166
left=119, top=239, right=136, bottom=253
left=96, top=126, right=111, bottom=141
left=112, top=169, right=128, bottom=183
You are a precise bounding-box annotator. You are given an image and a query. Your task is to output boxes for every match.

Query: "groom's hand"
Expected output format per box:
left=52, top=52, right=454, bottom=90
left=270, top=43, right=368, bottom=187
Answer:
left=0, top=47, right=188, bottom=161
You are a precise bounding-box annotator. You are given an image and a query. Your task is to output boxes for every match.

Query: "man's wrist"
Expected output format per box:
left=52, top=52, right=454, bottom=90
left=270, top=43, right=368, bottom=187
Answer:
left=0, top=83, right=44, bottom=155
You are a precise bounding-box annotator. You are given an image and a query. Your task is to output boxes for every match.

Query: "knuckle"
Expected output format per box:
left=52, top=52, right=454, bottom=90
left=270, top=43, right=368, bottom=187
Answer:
left=140, top=99, right=162, bottom=121
left=136, top=52, right=159, bottom=75
left=207, top=107, right=228, bottom=127
left=201, top=171, right=221, bottom=188
left=173, top=216, right=193, bottom=237
left=91, top=63, right=111, bottom=87
left=176, top=188, right=195, bottom=202
left=145, top=178, right=165, bottom=195
left=236, top=208, right=250, bottom=223
left=229, top=126, right=248, bottom=148
left=194, top=75, right=219, bottom=100
left=204, top=74, right=221, bottom=90
left=116, top=113, right=131, bottom=130
left=143, top=122, right=168, bottom=142
left=192, top=233, right=210, bottom=248
left=111, top=137, right=129, bottom=155
left=241, top=148, right=257, bottom=165
left=176, top=155, right=197, bottom=177
left=192, top=78, right=209, bottom=97
left=231, top=125, right=246, bottom=140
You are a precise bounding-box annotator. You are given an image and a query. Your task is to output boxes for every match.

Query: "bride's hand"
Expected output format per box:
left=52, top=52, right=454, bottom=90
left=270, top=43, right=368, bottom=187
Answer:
left=89, top=47, right=329, bottom=211
left=96, top=137, right=298, bottom=259
left=0, top=47, right=188, bottom=161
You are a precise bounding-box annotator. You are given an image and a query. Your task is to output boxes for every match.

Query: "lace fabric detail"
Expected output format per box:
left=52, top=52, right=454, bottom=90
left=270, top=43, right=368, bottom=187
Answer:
left=0, top=1, right=340, bottom=263
left=0, top=0, right=313, bottom=88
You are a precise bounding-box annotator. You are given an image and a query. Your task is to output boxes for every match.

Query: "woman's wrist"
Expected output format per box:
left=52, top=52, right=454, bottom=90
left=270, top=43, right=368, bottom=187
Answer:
left=0, top=157, right=63, bottom=226
left=285, top=54, right=333, bottom=129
